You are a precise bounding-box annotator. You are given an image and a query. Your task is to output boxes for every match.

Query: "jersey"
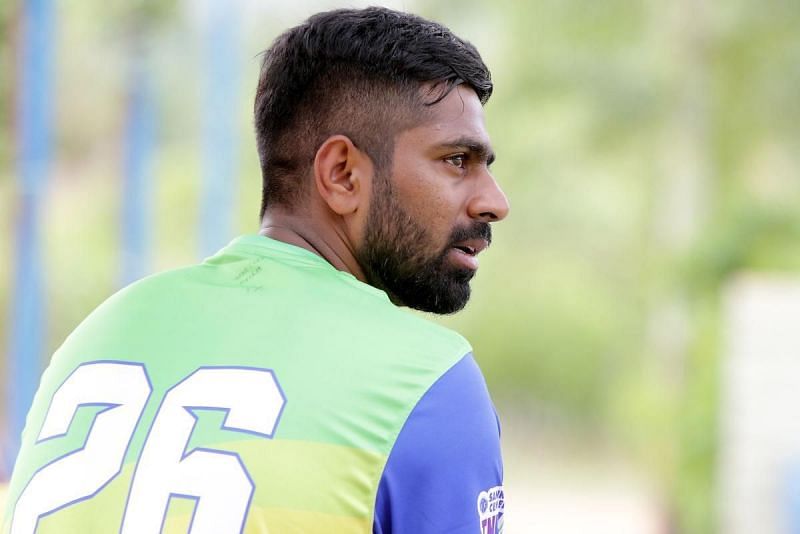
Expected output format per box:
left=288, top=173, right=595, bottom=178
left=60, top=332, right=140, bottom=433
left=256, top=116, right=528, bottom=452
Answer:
left=3, top=235, right=504, bottom=533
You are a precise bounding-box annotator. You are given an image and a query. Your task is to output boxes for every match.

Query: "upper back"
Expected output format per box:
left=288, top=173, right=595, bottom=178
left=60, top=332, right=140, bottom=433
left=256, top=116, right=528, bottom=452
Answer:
left=4, top=235, right=471, bottom=533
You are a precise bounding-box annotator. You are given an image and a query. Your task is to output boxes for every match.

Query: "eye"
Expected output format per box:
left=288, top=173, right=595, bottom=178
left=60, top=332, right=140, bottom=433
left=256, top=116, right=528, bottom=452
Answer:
left=444, top=154, right=467, bottom=169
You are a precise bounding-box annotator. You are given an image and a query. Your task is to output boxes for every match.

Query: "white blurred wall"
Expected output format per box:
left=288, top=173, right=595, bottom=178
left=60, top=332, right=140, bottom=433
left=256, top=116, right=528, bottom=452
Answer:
left=719, top=276, right=800, bottom=534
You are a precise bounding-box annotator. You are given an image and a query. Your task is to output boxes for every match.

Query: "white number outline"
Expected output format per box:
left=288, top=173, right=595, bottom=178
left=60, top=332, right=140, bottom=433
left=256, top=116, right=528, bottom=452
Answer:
left=11, top=363, right=286, bottom=534
left=120, top=365, right=286, bottom=534
left=10, top=361, right=152, bottom=534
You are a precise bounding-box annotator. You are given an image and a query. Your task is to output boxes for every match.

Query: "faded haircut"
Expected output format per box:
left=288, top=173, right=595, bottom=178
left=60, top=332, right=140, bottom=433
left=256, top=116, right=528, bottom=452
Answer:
left=253, top=6, right=492, bottom=217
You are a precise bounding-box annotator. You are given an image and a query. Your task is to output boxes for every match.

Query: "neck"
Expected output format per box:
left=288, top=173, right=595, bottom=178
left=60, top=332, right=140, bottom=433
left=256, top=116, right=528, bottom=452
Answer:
left=259, top=210, right=368, bottom=283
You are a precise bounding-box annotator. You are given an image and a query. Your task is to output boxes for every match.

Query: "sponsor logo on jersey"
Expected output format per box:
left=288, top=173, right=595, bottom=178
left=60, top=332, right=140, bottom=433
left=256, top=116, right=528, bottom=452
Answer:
left=477, top=485, right=504, bottom=534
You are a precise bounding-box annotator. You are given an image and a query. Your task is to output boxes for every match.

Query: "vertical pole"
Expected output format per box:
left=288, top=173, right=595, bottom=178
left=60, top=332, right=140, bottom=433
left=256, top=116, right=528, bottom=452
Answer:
left=199, top=0, right=239, bottom=258
left=787, top=461, right=800, bottom=534
left=5, top=0, right=54, bottom=476
left=120, top=33, right=155, bottom=286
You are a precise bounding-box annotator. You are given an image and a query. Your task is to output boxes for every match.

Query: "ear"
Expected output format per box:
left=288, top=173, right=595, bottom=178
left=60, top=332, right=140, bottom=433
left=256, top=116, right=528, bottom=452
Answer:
left=313, top=135, right=373, bottom=216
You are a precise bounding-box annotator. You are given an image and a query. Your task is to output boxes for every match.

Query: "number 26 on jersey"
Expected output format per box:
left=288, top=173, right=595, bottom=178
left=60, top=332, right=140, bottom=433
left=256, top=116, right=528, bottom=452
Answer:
left=10, top=361, right=286, bottom=534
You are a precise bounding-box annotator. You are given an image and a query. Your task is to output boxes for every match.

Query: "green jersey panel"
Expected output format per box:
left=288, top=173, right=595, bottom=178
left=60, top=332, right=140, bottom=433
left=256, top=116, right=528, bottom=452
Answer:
left=4, top=235, right=471, bottom=533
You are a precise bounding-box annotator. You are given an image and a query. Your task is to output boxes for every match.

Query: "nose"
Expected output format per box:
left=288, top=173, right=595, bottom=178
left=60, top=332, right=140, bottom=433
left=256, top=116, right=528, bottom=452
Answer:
left=467, top=170, right=510, bottom=223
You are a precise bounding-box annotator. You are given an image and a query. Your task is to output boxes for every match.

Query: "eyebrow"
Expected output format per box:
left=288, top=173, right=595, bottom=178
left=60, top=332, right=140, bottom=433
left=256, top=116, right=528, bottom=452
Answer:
left=436, top=137, right=496, bottom=166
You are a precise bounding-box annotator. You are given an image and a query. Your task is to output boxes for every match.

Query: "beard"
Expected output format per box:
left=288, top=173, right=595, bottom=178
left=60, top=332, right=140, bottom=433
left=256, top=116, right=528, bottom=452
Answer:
left=355, top=175, right=491, bottom=315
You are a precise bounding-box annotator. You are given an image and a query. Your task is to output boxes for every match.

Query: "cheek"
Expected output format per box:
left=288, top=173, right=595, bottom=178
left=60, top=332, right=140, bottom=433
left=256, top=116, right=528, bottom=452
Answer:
left=397, top=175, right=460, bottom=243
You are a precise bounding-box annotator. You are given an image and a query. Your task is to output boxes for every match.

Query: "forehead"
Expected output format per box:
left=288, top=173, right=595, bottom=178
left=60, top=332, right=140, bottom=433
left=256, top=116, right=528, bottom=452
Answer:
left=400, top=85, right=491, bottom=147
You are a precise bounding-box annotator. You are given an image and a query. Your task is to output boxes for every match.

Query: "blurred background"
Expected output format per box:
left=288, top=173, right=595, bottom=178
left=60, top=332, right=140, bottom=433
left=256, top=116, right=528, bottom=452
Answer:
left=2, top=0, right=800, bottom=532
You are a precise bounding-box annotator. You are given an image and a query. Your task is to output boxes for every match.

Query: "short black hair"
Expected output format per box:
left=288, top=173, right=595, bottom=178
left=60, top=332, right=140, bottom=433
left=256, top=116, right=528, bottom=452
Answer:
left=254, top=7, right=492, bottom=217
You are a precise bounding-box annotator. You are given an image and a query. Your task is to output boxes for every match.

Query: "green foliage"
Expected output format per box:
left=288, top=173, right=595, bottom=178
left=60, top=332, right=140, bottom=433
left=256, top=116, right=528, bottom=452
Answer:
left=687, top=204, right=800, bottom=290
left=425, top=1, right=800, bottom=532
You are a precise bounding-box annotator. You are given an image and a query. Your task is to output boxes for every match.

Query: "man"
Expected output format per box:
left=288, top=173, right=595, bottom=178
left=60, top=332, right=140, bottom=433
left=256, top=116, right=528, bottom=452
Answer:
left=4, top=7, right=509, bottom=533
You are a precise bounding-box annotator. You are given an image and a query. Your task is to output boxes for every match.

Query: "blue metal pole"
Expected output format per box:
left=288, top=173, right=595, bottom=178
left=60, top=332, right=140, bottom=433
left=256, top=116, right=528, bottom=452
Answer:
left=787, top=460, right=800, bottom=534
left=120, top=43, right=155, bottom=286
left=6, top=0, right=54, bottom=476
left=199, top=1, right=239, bottom=258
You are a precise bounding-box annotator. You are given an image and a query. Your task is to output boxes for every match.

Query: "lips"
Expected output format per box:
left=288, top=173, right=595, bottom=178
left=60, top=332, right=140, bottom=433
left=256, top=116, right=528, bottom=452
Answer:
left=448, top=238, right=489, bottom=271
left=451, top=238, right=489, bottom=257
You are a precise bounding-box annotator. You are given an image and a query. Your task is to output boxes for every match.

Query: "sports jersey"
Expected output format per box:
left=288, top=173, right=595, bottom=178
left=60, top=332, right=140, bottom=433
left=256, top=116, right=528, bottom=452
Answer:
left=3, top=235, right=504, bottom=533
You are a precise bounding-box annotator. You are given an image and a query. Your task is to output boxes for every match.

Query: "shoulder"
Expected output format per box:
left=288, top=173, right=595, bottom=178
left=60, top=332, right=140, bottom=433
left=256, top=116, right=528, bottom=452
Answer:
left=374, top=353, right=504, bottom=533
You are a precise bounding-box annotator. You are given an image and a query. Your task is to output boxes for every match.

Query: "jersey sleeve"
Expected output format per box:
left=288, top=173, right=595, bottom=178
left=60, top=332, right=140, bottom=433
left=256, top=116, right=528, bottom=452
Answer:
left=373, top=353, right=505, bottom=534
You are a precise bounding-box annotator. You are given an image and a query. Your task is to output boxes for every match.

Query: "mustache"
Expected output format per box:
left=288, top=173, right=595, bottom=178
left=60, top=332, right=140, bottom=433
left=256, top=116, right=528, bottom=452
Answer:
left=448, top=222, right=492, bottom=248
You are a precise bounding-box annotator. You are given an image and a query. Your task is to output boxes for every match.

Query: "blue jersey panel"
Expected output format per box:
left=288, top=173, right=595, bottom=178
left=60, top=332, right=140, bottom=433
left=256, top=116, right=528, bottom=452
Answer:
left=373, top=353, right=504, bottom=534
